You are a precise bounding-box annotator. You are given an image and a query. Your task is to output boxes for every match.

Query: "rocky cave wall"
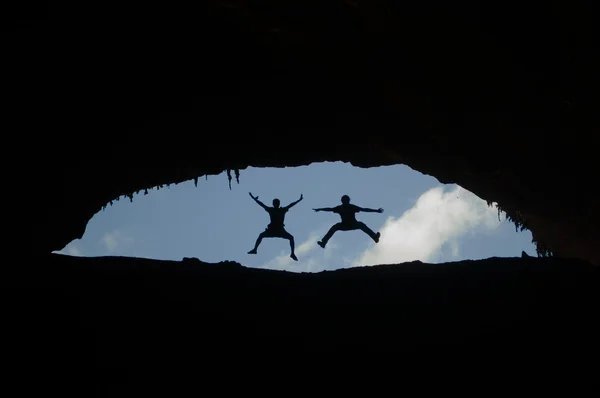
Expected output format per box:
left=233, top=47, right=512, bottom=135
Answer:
left=4, top=1, right=600, bottom=265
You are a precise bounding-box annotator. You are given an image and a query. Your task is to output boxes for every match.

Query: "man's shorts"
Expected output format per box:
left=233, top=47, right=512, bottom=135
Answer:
left=262, top=225, right=290, bottom=238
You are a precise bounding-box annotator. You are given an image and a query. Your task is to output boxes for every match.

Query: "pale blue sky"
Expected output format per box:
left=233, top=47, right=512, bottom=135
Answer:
left=57, top=162, right=536, bottom=272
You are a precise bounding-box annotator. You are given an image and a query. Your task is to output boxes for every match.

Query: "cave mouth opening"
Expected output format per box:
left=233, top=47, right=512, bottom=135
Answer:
left=54, top=162, right=536, bottom=273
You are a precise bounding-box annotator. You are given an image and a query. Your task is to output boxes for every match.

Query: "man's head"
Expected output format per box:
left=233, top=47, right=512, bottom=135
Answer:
left=341, top=195, right=350, bottom=204
left=272, top=199, right=280, bottom=208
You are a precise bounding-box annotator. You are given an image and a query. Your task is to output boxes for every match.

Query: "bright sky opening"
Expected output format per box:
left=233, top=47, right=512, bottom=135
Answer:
left=56, top=162, right=536, bottom=272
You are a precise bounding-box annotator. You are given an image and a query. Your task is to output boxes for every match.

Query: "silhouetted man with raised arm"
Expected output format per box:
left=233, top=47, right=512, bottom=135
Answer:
left=313, top=194, right=383, bottom=248
left=248, top=192, right=303, bottom=261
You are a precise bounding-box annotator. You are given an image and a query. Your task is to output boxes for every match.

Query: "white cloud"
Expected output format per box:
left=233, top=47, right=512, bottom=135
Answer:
left=260, top=233, right=320, bottom=272
left=352, top=185, right=501, bottom=267
left=100, top=229, right=134, bottom=254
left=66, top=245, right=83, bottom=256
left=450, top=240, right=460, bottom=258
left=55, top=242, right=84, bottom=256
left=259, top=226, right=342, bottom=273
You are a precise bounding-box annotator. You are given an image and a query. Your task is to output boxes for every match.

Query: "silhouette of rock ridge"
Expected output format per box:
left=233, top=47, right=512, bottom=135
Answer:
left=5, top=253, right=599, bottom=394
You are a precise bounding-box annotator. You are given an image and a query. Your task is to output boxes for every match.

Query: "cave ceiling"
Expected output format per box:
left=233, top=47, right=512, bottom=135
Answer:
left=4, top=1, right=599, bottom=265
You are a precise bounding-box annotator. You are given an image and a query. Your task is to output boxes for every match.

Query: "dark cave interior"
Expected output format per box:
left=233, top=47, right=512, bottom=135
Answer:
left=4, top=1, right=600, bottom=395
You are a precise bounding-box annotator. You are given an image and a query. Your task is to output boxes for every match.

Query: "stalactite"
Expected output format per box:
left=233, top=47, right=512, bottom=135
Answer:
left=194, top=176, right=198, bottom=187
left=227, top=169, right=232, bottom=190
left=235, top=169, right=240, bottom=184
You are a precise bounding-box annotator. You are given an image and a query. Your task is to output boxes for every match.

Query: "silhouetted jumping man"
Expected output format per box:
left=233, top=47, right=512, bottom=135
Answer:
left=313, top=195, right=383, bottom=248
left=248, top=192, right=303, bottom=261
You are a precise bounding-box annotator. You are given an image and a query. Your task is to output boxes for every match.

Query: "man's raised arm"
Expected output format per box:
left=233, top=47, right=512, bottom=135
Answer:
left=284, top=194, right=303, bottom=210
left=249, top=192, right=268, bottom=209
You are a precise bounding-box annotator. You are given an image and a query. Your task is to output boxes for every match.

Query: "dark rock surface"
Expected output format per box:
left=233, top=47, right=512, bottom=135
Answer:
left=3, top=4, right=600, bottom=393
left=6, top=254, right=599, bottom=394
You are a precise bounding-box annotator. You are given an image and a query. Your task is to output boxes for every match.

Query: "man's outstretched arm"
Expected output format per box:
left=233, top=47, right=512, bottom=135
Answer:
left=249, top=192, right=268, bottom=210
left=313, top=207, right=335, bottom=212
left=284, top=194, right=303, bottom=210
left=358, top=206, right=384, bottom=213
